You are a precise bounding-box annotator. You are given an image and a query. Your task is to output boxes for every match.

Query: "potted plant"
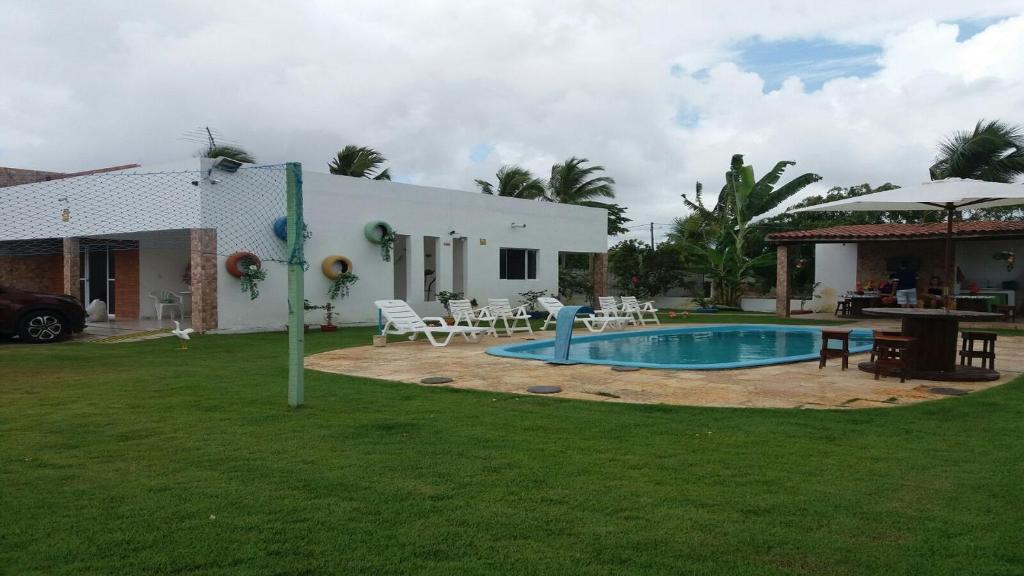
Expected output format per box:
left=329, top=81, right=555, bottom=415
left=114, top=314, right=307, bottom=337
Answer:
left=319, top=302, right=338, bottom=332
left=380, top=230, right=397, bottom=262
left=239, top=261, right=267, bottom=300
left=436, top=290, right=462, bottom=322
left=692, top=295, right=719, bottom=313
left=327, top=271, right=359, bottom=300
left=518, top=290, right=549, bottom=320
left=794, top=282, right=821, bottom=315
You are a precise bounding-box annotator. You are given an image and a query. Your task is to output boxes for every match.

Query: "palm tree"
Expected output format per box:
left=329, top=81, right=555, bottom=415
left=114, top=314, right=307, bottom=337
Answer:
left=930, top=119, right=1024, bottom=182
left=474, top=165, right=546, bottom=199
left=328, top=145, right=392, bottom=180
left=205, top=145, right=254, bottom=163
left=546, top=157, right=616, bottom=204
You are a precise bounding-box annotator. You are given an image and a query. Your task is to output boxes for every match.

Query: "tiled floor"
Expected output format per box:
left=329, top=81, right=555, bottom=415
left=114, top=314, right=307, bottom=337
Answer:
left=306, top=320, right=1024, bottom=409
left=80, top=317, right=188, bottom=342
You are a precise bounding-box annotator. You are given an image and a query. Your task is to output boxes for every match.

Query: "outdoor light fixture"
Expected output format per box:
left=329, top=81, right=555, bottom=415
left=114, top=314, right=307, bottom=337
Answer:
left=211, top=156, right=243, bottom=173
left=510, top=222, right=527, bottom=229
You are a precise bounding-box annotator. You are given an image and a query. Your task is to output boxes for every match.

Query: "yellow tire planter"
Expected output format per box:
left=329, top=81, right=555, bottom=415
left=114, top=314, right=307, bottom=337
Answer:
left=321, top=255, right=353, bottom=279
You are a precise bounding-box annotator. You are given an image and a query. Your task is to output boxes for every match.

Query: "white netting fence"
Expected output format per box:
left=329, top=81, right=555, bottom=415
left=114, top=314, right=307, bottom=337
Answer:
left=0, top=164, right=304, bottom=266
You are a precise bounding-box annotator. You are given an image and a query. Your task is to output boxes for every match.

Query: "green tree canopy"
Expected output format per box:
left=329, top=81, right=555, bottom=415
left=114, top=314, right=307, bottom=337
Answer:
left=607, top=238, right=689, bottom=298
left=328, top=145, right=392, bottom=180
left=474, top=165, right=546, bottom=199
left=546, top=157, right=615, bottom=204
left=546, top=157, right=622, bottom=235
left=930, top=119, right=1024, bottom=183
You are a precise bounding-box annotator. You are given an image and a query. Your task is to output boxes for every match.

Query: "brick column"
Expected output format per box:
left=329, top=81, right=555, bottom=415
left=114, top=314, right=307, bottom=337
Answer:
left=190, top=228, right=218, bottom=332
left=62, top=237, right=80, bottom=299
left=590, top=252, right=609, bottom=302
left=776, top=244, right=790, bottom=318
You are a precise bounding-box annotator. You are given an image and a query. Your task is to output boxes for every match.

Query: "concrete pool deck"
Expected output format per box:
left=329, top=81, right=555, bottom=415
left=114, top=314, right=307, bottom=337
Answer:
left=306, top=320, right=1024, bottom=409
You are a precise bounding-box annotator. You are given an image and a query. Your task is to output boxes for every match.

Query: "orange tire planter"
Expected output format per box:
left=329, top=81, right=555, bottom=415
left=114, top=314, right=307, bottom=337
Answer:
left=321, top=255, right=353, bottom=279
left=225, top=251, right=262, bottom=278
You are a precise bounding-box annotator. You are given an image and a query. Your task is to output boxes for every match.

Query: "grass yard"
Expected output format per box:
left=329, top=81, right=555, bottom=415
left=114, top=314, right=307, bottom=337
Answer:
left=2, top=326, right=1022, bottom=575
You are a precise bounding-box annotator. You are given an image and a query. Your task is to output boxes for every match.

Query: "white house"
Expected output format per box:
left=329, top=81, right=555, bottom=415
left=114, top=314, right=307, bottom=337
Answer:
left=0, top=159, right=608, bottom=332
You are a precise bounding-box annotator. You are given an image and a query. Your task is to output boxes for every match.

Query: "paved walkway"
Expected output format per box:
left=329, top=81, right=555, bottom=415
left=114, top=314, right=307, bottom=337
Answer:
left=306, top=320, right=1024, bottom=410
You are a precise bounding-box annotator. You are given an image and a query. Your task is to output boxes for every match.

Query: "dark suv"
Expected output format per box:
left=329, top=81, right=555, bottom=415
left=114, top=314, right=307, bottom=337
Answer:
left=0, top=286, right=87, bottom=343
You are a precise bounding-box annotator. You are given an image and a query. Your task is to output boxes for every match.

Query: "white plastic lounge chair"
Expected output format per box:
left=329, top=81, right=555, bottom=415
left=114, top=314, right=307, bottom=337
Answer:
left=448, top=299, right=498, bottom=336
left=148, top=290, right=182, bottom=326
left=595, top=296, right=635, bottom=325
left=375, top=299, right=490, bottom=347
left=486, top=298, right=534, bottom=336
left=538, top=296, right=629, bottom=333
left=621, top=296, right=660, bottom=325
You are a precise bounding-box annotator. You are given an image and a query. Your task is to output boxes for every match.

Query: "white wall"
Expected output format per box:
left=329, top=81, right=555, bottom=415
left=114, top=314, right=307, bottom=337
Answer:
left=956, top=238, right=1024, bottom=303
left=210, top=169, right=608, bottom=330
left=813, top=243, right=857, bottom=312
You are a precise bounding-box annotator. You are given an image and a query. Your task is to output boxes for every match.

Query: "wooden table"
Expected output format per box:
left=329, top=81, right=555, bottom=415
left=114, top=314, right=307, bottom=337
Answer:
left=954, top=295, right=993, bottom=312
left=847, top=294, right=881, bottom=317
left=860, top=308, right=1003, bottom=381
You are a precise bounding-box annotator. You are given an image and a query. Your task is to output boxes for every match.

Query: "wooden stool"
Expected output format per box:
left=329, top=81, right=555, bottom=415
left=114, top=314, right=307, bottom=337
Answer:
left=873, top=335, right=915, bottom=383
left=819, top=330, right=850, bottom=370
left=960, top=331, right=996, bottom=370
left=992, top=304, right=1016, bottom=323
left=869, top=330, right=902, bottom=362
left=835, top=299, right=851, bottom=317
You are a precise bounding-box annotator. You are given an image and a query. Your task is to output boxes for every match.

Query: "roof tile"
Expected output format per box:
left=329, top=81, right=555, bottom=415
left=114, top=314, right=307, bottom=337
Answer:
left=767, top=221, right=1024, bottom=242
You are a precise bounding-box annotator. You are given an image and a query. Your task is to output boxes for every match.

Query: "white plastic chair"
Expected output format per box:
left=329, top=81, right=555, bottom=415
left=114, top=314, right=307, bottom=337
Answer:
left=486, top=298, right=534, bottom=336
left=375, top=299, right=490, bottom=347
left=148, top=290, right=183, bottom=326
left=448, top=299, right=498, bottom=336
left=621, top=296, right=660, bottom=325
left=538, top=296, right=629, bottom=333
left=595, top=296, right=635, bottom=325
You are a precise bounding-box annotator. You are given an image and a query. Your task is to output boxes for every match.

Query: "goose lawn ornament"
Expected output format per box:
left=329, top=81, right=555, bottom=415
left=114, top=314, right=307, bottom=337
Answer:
left=172, top=321, right=195, bottom=350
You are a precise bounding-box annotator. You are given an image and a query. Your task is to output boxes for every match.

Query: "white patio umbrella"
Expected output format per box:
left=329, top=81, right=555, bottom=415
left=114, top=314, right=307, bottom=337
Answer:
left=789, top=178, right=1024, bottom=303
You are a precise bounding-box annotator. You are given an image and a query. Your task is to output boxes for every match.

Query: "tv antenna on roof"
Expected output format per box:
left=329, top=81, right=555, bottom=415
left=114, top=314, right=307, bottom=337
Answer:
left=179, top=126, right=241, bottom=154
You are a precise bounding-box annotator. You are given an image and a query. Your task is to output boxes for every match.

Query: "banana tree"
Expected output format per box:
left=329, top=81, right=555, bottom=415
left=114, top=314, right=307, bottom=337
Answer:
left=681, top=154, right=821, bottom=306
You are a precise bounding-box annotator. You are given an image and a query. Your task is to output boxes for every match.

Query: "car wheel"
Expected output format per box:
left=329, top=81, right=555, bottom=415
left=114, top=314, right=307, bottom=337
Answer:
left=18, top=312, right=67, bottom=343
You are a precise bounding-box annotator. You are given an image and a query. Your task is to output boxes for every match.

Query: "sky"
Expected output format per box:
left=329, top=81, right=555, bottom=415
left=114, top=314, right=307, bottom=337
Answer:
left=2, top=1, right=1024, bottom=245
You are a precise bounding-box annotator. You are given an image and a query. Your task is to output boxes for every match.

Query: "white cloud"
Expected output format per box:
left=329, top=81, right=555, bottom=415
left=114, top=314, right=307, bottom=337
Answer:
left=1, top=2, right=1023, bottom=247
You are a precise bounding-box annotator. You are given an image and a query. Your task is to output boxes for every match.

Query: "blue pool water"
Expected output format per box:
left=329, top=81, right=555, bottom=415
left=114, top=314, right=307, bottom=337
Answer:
left=486, top=325, right=874, bottom=370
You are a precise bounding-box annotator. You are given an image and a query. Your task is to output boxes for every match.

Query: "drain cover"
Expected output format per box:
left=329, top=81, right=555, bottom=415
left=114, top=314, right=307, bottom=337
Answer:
left=420, top=376, right=454, bottom=384
left=611, top=366, right=640, bottom=372
left=929, top=387, right=969, bottom=396
left=527, top=385, right=562, bottom=394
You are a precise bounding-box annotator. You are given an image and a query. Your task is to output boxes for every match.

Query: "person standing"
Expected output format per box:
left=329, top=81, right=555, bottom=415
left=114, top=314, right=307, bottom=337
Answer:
left=893, top=261, right=918, bottom=308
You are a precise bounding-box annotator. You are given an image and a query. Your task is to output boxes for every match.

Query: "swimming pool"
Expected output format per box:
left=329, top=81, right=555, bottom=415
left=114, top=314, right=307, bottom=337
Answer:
left=486, top=325, right=874, bottom=370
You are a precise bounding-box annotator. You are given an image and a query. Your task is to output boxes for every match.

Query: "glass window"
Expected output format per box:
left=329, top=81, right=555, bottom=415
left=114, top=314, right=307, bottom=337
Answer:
left=499, top=248, right=538, bottom=280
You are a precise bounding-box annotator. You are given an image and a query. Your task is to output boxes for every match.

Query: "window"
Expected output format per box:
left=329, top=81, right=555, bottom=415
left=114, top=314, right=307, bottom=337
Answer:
left=500, top=248, right=537, bottom=280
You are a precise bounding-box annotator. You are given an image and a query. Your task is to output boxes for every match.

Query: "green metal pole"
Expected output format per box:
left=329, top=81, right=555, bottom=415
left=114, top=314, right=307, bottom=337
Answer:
left=286, top=162, right=305, bottom=407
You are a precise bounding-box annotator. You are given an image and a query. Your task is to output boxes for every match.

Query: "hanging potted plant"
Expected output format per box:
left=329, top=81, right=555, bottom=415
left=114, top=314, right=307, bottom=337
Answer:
left=993, top=250, right=1016, bottom=271
left=380, top=229, right=397, bottom=262
left=239, top=261, right=267, bottom=300
left=327, top=271, right=359, bottom=301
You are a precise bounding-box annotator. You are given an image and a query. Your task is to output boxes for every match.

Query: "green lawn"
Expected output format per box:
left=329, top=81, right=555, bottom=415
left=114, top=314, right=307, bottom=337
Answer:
left=2, top=327, right=1022, bottom=575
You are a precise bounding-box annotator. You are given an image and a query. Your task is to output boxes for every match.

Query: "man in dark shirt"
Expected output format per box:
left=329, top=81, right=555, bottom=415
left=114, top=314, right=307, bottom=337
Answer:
left=893, top=261, right=918, bottom=308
